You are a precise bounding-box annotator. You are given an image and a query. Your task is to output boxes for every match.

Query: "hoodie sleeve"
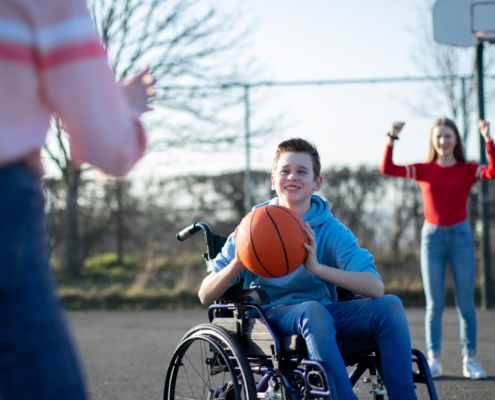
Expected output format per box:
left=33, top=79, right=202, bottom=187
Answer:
left=321, top=218, right=381, bottom=280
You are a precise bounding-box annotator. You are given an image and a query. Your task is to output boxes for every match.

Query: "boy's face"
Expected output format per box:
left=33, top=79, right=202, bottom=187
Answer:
left=271, top=152, right=322, bottom=207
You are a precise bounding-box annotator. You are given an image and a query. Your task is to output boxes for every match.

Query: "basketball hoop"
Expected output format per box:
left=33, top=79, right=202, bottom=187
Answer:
left=476, top=30, right=495, bottom=44
left=433, top=0, right=495, bottom=47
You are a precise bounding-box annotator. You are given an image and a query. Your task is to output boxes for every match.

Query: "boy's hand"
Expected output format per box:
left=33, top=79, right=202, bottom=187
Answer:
left=233, top=227, right=247, bottom=273
left=232, top=248, right=246, bottom=273
left=303, top=222, right=320, bottom=274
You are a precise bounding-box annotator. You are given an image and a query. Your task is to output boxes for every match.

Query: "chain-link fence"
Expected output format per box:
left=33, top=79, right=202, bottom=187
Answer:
left=44, top=75, right=495, bottom=308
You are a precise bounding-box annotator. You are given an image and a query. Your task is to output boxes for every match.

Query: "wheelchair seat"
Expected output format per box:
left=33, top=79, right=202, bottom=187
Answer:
left=212, top=315, right=380, bottom=358
left=213, top=287, right=380, bottom=360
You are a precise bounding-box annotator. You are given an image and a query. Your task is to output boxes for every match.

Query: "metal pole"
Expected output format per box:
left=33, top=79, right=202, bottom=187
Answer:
left=461, top=77, right=472, bottom=224
left=461, top=77, right=469, bottom=147
left=243, top=85, right=252, bottom=214
left=476, top=43, right=493, bottom=310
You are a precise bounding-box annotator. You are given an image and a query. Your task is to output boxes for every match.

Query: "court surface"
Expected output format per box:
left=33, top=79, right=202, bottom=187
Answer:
left=68, top=307, right=495, bottom=399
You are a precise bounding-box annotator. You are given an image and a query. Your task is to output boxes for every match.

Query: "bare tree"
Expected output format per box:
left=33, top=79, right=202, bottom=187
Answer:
left=407, top=0, right=480, bottom=124
left=45, top=0, right=259, bottom=278
left=388, top=179, right=423, bottom=264
left=320, top=167, right=385, bottom=249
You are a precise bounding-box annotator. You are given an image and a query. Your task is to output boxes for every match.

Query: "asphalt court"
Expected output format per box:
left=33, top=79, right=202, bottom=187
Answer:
left=68, top=307, right=495, bottom=399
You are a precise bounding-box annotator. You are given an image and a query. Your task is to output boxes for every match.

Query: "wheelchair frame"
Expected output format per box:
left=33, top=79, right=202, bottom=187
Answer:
left=164, top=222, right=439, bottom=400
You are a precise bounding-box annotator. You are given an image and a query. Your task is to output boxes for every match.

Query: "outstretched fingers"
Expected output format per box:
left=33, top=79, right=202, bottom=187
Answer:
left=121, top=66, right=157, bottom=115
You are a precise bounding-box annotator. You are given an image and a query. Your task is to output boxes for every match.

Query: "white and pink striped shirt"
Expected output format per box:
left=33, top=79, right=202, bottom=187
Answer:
left=0, top=0, right=146, bottom=176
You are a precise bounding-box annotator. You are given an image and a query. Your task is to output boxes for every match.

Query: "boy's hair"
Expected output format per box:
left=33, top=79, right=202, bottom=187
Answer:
left=272, top=138, right=321, bottom=179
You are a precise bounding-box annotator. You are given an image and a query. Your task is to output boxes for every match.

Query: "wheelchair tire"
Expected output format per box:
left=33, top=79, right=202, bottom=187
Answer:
left=164, top=323, right=257, bottom=400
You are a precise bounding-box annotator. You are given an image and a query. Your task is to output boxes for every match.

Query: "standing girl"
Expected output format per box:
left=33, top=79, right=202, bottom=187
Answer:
left=380, top=118, right=495, bottom=379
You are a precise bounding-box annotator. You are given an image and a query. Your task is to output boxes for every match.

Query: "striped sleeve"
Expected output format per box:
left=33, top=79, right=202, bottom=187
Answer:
left=0, top=12, right=105, bottom=69
left=0, top=19, right=36, bottom=64
left=472, top=140, right=495, bottom=182
left=35, top=15, right=106, bottom=69
left=380, top=145, right=417, bottom=180
left=35, top=0, right=147, bottom=177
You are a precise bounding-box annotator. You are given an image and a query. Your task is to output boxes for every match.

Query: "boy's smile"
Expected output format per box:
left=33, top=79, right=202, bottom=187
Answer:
left=271, top=152, right=322, bottom=216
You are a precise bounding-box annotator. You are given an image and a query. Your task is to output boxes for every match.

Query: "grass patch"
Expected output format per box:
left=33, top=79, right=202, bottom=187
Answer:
left=59, top=285, right=206, bottom=310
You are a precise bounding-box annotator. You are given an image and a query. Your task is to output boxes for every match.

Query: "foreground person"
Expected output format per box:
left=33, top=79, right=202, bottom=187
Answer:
left=0, top=0, right=155, bottom=398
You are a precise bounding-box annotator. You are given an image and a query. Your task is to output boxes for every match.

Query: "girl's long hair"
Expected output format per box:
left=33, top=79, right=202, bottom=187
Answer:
left=426, top=118, right=466, bottom=163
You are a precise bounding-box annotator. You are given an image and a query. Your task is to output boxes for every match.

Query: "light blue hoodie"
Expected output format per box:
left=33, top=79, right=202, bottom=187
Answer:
left=208, top=195, right=381, bottom=309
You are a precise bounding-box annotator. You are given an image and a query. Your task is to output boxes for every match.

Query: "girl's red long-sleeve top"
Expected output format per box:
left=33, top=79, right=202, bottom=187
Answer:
left=381, top=141, right=495, bottom=226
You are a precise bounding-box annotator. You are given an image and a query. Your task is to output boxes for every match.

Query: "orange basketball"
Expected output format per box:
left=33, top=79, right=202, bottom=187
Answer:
left=236, top=205, right=309, bottom=278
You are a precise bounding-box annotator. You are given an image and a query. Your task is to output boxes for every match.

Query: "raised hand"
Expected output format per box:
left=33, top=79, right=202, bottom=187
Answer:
left=391, top=121, right=405, bottom=137
left=479, top=119, right=492, bottom=142
left=121, top=66, right=157, bottom=116
left=387, top=121, right=405, bottom=145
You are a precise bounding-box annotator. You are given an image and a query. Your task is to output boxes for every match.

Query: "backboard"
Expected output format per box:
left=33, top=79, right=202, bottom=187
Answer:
left=433, top=0, right=495, bottom=47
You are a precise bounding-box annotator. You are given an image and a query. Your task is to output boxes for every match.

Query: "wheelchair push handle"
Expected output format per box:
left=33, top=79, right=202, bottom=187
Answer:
left=176, top=222, right=212, bottom=241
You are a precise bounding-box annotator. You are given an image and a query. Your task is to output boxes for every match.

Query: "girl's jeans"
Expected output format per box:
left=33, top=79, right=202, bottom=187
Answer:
left=0, top=163, right=87, bottom=400
left=420, top=220, right=477, bottom=359
left=266, top=295, right=417, bottom=400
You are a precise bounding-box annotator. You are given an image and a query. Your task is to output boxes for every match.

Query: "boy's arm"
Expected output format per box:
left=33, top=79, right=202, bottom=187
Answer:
left=198, top=256, right=245, bottom=305
left=303, top=223, right=384, bottom=298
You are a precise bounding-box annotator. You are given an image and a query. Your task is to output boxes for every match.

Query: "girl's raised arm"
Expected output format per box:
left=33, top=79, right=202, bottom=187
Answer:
left=478, top=120, right=495, bottom=181
left=380, top=121, right=413, bottom=178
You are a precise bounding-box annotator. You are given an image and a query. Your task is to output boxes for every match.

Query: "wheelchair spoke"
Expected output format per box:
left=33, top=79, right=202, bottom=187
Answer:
left=165, top=325, right=256, bottom=400
left=183, top=353, right=212, bottom=391
left=172, top=389, right=196, bottom=400
left=170, top=338, right=240, bottom=400
left=200, top=340, right=213, bottom=400
left=181, top=356, right=196, bottom=399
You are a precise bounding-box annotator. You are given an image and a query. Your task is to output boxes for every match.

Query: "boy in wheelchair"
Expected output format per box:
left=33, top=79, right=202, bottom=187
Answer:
left=197, top=138, right=420, bottom=399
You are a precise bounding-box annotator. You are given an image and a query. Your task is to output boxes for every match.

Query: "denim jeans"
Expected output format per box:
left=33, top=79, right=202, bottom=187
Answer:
left=420, top=220, right=477, bottom=359
left=0, top=163, right=87, bottom=399
left=266, top=295, right=416, bottom=400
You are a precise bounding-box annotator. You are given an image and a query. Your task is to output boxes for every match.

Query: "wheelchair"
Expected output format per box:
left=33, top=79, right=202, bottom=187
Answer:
left=164, top=222, right=438, bottom=400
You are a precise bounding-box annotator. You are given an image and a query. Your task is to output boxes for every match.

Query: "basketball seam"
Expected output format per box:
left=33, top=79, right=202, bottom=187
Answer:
left=265, top=205, right=290, bottom=276
left=250, top=208, right=276, bottom=278
left=276, top=206, right=308, bottom=266
left=276, top=206, right=307, bottom=242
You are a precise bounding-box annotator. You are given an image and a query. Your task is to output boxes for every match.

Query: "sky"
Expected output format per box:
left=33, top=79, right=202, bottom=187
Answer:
left=48, top=1, right=492, bottom=180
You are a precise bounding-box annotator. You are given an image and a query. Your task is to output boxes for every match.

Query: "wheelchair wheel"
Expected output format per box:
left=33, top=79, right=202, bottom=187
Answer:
left=164, top=324, right=256, bottom=400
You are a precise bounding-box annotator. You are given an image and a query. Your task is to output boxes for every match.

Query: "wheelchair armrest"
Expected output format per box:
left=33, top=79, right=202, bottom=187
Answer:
left=337, top=286, right=365, bottom=302
left=220, top=288, right=270, bottom=305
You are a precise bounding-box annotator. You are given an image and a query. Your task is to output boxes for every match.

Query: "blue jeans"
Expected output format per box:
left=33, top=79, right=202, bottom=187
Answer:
left=266, top=295, right=416, bottom=400
left=420, top=220, right=477, bottom=359
left=0, top=163, right=87, bottom=399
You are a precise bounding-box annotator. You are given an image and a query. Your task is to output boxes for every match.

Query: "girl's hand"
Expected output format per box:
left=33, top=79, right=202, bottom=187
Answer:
left=387, top=121, right=405, bottom=145
left=479, top=119, right=492, bottom=142
left=121, top=67, right=157, bottom=116
left=303, top=222, right=320, bottom=274
left=391, top=121, right=405, bottom=137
